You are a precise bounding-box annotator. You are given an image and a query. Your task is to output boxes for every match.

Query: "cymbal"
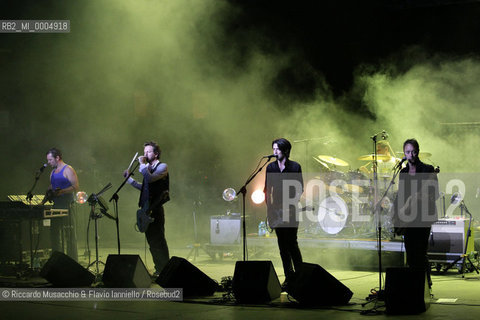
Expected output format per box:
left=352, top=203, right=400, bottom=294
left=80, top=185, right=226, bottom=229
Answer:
left=316, top=155, right=349, bottom=167
left=396, top=152, right=432, bottom=159
left=312, top=156, right=329, bottom=169
left=357, top=154, right=392, bottom=161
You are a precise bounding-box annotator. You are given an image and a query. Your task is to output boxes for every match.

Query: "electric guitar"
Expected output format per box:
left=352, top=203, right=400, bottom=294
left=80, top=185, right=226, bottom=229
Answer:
left=136, top=190, right=170, bottom=233
left=136, top=201, right=154, bottom=233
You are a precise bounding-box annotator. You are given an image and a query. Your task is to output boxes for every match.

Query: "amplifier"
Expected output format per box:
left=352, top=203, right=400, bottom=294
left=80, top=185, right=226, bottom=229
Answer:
left=428, top=218, right=475, bottom=263
left=210, top=215, right=241, bottom=244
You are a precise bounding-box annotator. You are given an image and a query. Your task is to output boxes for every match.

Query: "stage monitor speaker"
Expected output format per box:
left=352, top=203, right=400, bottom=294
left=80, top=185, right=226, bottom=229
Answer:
left=232, top=260, right=281, bottom=303
left=102, top=254, right=151, bottom=288
left=385, top=267, right=430, bottom=315
left=288, top=262, right=353, bottom=306
left=156, top=256, right=217, bottom=296
left=40, top=251, right=94, bottom=287
left=428, top=218, right=475, bottom=263
left=210, top=215, right=241, bottom=244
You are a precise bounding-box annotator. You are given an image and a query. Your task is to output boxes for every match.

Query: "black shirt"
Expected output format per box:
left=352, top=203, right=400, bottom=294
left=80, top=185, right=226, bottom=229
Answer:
left=264, top=159, right=303, bottom=228
left=392, top=160, right=439, bottom=229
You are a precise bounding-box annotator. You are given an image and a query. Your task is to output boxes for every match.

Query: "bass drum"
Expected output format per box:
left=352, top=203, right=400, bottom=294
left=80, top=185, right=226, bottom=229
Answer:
left=317, top=195, right=350, bottom=235
left=316, top=195, right=371, bottom=236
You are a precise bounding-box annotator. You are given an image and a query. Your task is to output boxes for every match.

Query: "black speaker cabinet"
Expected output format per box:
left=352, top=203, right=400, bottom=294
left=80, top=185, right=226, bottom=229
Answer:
left=385, top=267, right=430, bottom=315
left=156, top=256, right=217, bottom=296
left=0, top=220, right=51, bottom=264
left=102, top=254, right=151, bottom=288
left=288, top=262, right=353, bottom=306
left=40, top=251, right=94, bottom=287
left=232, top=260, right=281, bottom=303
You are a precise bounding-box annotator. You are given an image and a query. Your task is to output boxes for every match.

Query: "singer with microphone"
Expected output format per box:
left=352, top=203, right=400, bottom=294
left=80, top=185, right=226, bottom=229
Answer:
left=392, top=138, right=439, bottom=289
left=43, top=147, right=79, bottom=261
left=123, top=141, right=170, bottom=277
left=264, top=138, right=304, bottom=292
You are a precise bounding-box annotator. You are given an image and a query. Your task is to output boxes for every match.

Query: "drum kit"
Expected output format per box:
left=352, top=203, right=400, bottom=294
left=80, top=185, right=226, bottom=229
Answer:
left=303, top=150, right=433, bottom=238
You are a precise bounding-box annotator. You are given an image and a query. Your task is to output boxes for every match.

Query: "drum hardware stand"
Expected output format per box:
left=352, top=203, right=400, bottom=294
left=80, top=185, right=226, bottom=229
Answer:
left=293, top=136, right=332, bottom=178
left=441, top=192, right=447, bottom=218
left=87, top=183, right=113, bottom=282
left=442, top=196, right=479, bottom=277
left=187, top=199, right=206, bottom=261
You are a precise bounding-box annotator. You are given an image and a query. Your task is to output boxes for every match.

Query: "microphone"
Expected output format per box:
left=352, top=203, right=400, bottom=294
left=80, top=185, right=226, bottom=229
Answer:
left=263, top=154, right=277, bottom=160
left=39, top=163, right=47, bottom=172
left=395, top=157, right=407, bottom=170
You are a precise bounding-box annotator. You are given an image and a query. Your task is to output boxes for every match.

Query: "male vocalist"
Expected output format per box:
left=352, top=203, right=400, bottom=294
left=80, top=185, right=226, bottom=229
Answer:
left=44, top=147, right=79, bottom=261
left=124, top=141, right=170, bottom=276
left=392, top=138, right=439, bottom=288
left=264, top=138, right=304, bottom=291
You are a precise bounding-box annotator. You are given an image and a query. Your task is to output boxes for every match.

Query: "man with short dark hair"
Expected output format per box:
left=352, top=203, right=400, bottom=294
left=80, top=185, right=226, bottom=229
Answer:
left=44, top=147, right=79, bottom=261
left=124, top=141, right=170, bottom=275
left=264, top=138, right=304, bottom=290
left=393, top=138, right=439, bottom=288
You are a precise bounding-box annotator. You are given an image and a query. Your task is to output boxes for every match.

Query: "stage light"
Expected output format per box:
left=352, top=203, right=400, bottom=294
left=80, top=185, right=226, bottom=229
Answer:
left=222, top=188, right=237, bottom=202
left=75, top=191, right=88, bottom=204
left=251, top=189, right=265, bottom=204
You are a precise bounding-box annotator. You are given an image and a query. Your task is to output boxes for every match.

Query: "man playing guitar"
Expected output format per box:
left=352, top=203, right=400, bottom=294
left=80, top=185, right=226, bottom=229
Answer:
left=124, top=141, right=170, bottom=277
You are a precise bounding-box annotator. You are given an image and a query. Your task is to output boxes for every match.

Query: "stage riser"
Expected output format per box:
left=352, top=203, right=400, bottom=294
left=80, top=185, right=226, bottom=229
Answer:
left=206, top=237, right=405, bottom=271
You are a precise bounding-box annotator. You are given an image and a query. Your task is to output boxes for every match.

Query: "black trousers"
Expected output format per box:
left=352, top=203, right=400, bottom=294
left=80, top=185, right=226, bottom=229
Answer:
left=275, top=227, right=303, bottom=281
left=145, top=206, right=169, bottom=273
left=403, top=227, right=432, bottom=286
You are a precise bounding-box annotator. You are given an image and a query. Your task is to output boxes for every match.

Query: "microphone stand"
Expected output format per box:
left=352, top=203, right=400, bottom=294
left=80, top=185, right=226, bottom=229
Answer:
left=108, top=160, right=140, bottom=255
left=363, top=132, right=393, bottom=309
left=26, top=167, right=46, bottom=203
left=25, top=166, right=46, bottom=273
left=235, top=157, right=272, bottom=261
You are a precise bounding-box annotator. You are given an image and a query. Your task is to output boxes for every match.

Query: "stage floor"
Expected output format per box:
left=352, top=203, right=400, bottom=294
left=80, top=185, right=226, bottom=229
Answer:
left=1, top=245, right=480, bottom=320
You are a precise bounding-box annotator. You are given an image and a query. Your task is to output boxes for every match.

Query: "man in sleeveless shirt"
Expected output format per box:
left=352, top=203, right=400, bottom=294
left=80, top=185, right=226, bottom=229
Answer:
left=45, top=147, right=79, bottom=261
left=124, top=141, right=170, bottom=276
